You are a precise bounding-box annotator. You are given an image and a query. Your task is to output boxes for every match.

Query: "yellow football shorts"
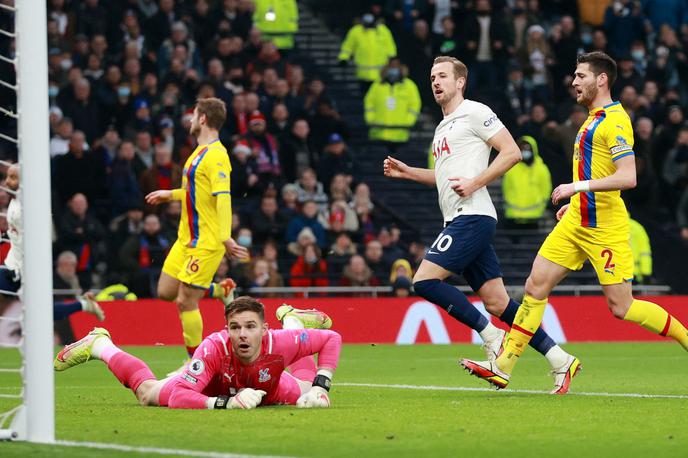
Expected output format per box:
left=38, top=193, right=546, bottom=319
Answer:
left=162, top=240, right=225, bottom=289
left=538, top=220, right=634, bottom=285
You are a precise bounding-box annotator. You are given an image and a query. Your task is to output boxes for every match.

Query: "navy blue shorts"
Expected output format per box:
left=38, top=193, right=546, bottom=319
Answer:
left=423, top=215, right=503, bottom=291
left=0, top=266, right=20, bottom=295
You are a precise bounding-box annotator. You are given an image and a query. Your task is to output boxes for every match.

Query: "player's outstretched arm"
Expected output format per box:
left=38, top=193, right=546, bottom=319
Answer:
left=145, top=189, right=184, bottom=205
left=551, top=155, right=636, bottom=204
left=383, top=156, right=436, bottom=186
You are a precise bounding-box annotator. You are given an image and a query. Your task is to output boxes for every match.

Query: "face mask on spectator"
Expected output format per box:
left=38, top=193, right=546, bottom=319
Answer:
left=237, top=235, right=252, bottom=247
left=631, top=49, right=645, bottom=61
left=118, top=86, right=131, bottom=98
left=581, top=33, right=592, bottom=45
left=305, top=254, right=318, bottom=264
left=60, top=58, right=73, bottom=71
left=521, top=147, right=534, bottom=164
left=49, top=86, right=59, bottom=98
left=386, top=68, right=401, bottom=83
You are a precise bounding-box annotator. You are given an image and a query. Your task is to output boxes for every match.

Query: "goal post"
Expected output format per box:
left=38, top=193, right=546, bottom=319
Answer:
left=7, top=0, right=54, bottom=443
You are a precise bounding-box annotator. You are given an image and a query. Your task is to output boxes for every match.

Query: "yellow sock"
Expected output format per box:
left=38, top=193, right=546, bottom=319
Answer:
left=624, top=299, right=688, bottom=350
left=208, top=283, right=223, bottom=299
left=180, top=309, right=203, bottom=357
left=497, top=294, right=548, bottom=373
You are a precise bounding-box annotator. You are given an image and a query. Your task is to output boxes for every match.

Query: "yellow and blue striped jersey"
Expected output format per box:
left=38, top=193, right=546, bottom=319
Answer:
left=178, top=140, right=231, bottom=250
left=569, top=101, right=634, bottom=228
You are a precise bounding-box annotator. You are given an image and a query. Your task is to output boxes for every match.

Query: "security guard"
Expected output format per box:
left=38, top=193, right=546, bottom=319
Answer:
left=339, top=14, right=397, bottom=92
left=502, top=135, right=552, bottom=228
left=363, top=59, right=421, bottom=145
left=253, top=0, right=299, bottom=50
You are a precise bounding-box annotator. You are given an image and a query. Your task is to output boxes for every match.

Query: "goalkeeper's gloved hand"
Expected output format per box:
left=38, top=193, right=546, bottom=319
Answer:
left=228, top=388, right=267, bottom=409
left=297, top=386, right=330, bottom=408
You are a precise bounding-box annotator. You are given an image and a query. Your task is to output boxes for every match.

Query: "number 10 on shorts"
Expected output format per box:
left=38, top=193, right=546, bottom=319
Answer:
left=431, top=233, right=453, bottom=252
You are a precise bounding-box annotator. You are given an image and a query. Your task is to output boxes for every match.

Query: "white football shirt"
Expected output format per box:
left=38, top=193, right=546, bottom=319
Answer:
left=431, top=99, right=504, bottom=223
left=5, top=194, right=22, bottom=277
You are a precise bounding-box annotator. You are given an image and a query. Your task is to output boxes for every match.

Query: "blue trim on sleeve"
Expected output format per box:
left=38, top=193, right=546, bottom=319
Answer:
left=612, top=151, right=635, bottom=161
left=212, top=191, right=232, bottom=196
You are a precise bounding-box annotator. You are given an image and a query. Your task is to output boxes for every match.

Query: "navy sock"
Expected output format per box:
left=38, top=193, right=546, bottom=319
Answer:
left=499, top=298, right=556, bottom=355
left=53, top=300, right=82, bottom=321
left=414, top=279, right=489, bottom=332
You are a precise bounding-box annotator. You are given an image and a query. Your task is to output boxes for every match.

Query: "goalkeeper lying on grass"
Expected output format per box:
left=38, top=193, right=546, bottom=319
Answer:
left=54, top=296, right=341, bottom=409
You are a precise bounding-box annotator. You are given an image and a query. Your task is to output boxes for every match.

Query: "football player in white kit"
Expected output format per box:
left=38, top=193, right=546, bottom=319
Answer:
left=0, top=164, right=104, bottom=323
left=384, top=56, right=579, bottom=394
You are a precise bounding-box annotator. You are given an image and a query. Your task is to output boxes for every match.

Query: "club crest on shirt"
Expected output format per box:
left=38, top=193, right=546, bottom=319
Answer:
left=616, top=135, right=628, bottom=144
left=258, top=368, right=271, bottom=383
left=218, top=171, right=227, bottom=178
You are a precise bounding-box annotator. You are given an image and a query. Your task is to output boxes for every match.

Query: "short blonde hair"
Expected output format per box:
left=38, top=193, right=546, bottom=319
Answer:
left=433, top=56, right=468, bottom=80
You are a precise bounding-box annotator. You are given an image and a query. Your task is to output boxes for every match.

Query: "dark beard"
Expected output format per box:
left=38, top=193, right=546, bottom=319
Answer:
left=190, top=124, right=200, bottom=137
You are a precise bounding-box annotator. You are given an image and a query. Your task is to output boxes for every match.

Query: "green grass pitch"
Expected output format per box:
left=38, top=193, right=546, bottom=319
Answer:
left=1, top=342, right=687, bottom=457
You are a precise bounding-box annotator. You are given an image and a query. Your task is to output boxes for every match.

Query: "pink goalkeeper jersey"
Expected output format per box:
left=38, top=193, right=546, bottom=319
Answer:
left=161, top=328, right=342, bottom=409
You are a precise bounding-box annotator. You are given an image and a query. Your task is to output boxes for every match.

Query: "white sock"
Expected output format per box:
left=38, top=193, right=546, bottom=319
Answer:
left=544, top=345, right=569, bottom=369
left=282, top=316, right=304, bottom=330
left=478, top=322, right=502, bottom=342
left=90, top=336, right=116, bottom=360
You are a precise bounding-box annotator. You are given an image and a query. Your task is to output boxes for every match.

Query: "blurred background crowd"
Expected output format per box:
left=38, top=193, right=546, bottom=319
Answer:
left=0, top=0, right=687, bottom=298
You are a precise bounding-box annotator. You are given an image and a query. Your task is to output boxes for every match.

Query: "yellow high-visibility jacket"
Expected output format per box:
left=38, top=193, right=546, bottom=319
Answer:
left=364, top=78, right=421, bottom=143
left=253, top=0, right=299, bottom=50
left=339, top=23, right=396, bottom=81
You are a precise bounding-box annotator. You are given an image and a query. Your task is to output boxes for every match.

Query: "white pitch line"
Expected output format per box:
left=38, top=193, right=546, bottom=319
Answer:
left=337, top=382, right=688, bottom=399
left=54, top=440, right=298, bottom=458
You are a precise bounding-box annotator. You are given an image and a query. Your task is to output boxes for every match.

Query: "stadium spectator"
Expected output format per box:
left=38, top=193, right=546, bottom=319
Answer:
left=118, top=214, right=170, bottom=298
left=289, top=243, right=329, bottom=289
left=134, top=130, right=155, bottom=169
left=377, top=227, right=406, bottom=269
left=139, top=143, right=182, bottom=214
left=60, top=78, right=103, bottom=143
left=329, top=174, right=353, bottom=202
left=432, top=16, right=460, bottom=59
left=109, top=203, right=144, bottom=263
left=317, top=133, right=355, bottom=191
left=235, top=111, right=283, bottom=192
left=309, top=99, right=349, bottom=153
left=363, top=239, right=388, bottom=283
left=327, top=232, right=357, bottom=278
left=320, top=199, right=359, bottom=238
left=389, top=258, right=413, bottom=285
left=662, top=126, right=688, bottom=210
left=287, top=226, right=318, bottom=257
left=398, top=19, right=434, bottom=106
left=50, top=117, right=74, bottom=158
left=250, top=194, right=289, bottom=244
left=53, top=250, right=84, bottom=296
left=624, top=117, right=657, bottom=206
left=230, top=141, right=261, bottom=201
left=462, top=0, right=513, bottom=93
left=92, top=125, right=121, bottom=170
left=53, top=130, right=107, bottom=207
left=159, top=200, right=181, bottom=242
left=247, top=257, right=285, bottom=296
left=629, top=215, right=653, bottom=284
left=364, top=59, right=421, bottom=148
left=109, top=140, right=145, bottom=218
left=269, top=102, right=291, bottom=138
left=56, top=193, right=106, bottom=288
left=613, top=55, right=644, bottom=96
left=338, top=254, right=380, bottom=290
left=294, top=168, right=328, bottom=212
left=338, top=13, right=397, bottom=93
left=286, top=200, right=326, bottom=248
left=279, top=118, right=315, bottom=183
left=392, top=275, right=412, bottom=297
left=603, top=1, right=647, bottom=59
left=279, top=183, right=300, bottom=219
left=518, top=25, right=553, bottom=103
left=502, top=136, right=552, bottom=228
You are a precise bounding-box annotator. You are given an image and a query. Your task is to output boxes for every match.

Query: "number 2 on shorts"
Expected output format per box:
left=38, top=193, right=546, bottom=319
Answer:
left=601, top=249, right=615, bottom=269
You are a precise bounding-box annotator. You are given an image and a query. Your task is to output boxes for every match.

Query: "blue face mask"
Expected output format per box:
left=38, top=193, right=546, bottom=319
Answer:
left=521, top=148, right=534, bottom=162
left=631, top=49, right=645, bottom=61
left=237, top=235, right=252, bottom=247
left=581, top=33, right=592, bottom=45
left=118, top=86, right=131, bottom=98
left=48, top=86, right=59, bottom=98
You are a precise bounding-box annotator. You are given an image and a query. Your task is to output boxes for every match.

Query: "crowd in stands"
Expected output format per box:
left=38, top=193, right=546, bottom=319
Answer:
left=1, top=0, right=687, bottom=295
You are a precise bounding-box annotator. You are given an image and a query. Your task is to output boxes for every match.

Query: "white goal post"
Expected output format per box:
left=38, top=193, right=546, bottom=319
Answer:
left=0, top=0, right=54, bottom=443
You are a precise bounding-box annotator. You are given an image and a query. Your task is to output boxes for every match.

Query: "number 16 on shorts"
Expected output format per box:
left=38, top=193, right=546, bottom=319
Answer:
left=186, top=255, right=200, bottom=274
